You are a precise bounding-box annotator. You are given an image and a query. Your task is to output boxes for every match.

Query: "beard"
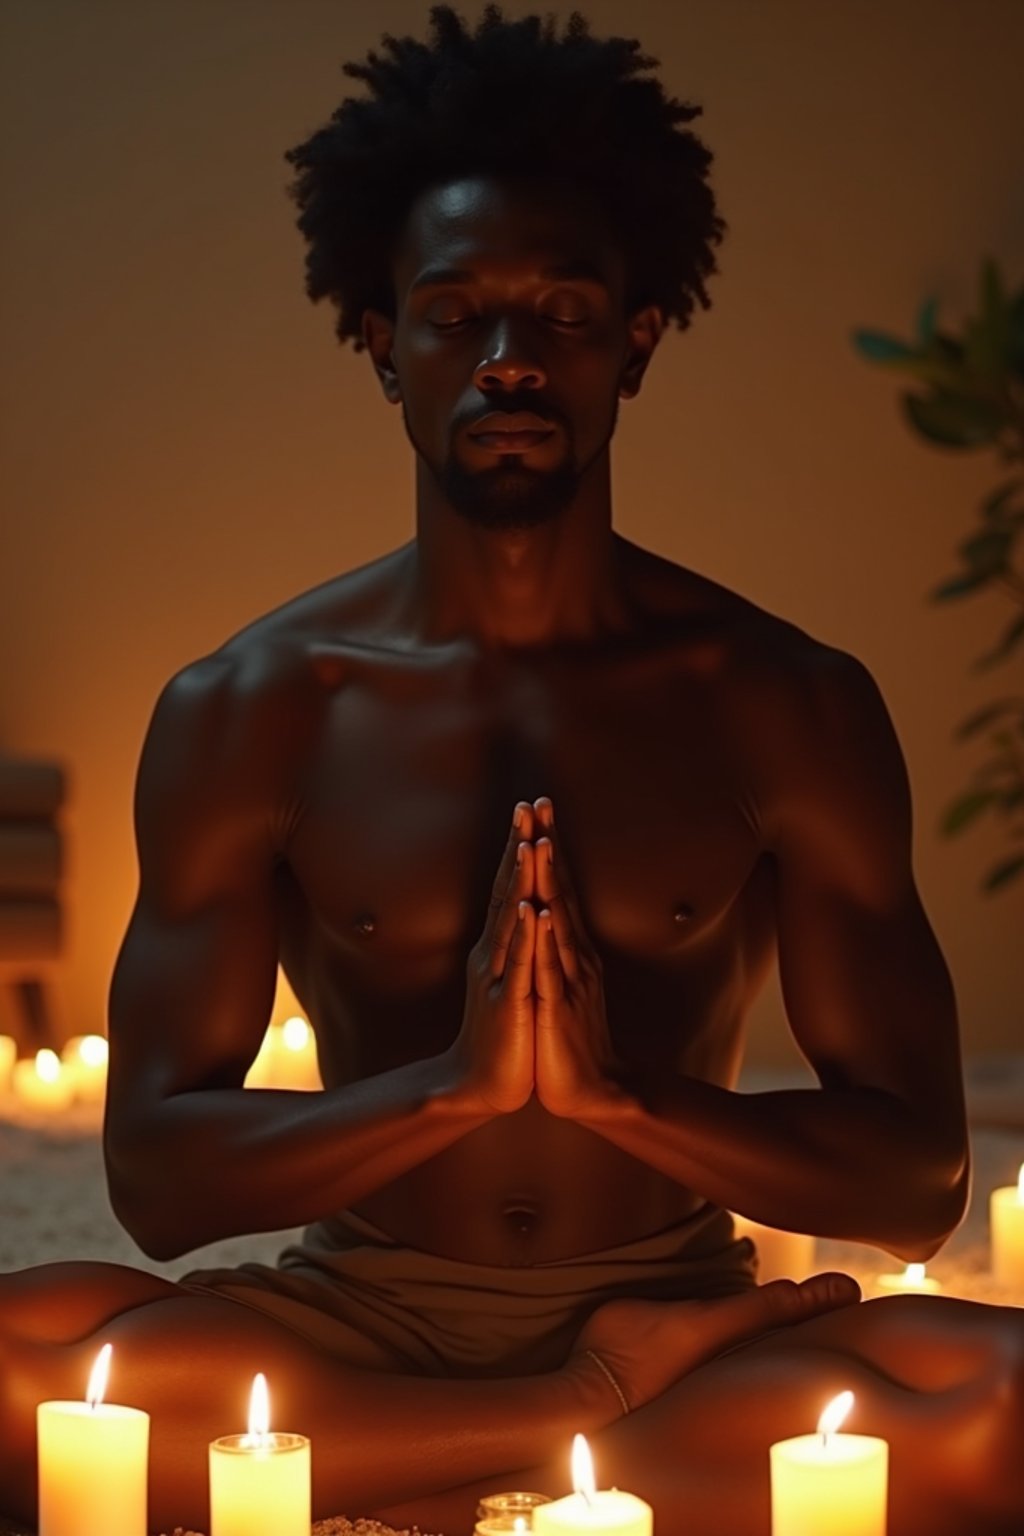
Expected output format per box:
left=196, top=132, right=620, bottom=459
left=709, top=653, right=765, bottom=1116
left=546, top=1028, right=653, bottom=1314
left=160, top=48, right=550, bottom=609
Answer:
left=404, top=402, right=618, bottom=532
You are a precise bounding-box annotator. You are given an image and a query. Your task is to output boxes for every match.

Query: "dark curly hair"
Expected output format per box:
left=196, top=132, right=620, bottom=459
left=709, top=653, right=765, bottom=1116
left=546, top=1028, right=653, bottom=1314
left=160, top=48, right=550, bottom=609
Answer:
left=284, top=5, right=725, bottom=352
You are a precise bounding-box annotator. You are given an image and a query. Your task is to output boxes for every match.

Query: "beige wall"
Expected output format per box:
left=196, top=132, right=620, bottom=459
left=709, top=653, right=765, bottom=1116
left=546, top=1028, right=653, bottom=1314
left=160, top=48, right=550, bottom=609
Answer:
left=1, top=0, right=1021, bottom=1068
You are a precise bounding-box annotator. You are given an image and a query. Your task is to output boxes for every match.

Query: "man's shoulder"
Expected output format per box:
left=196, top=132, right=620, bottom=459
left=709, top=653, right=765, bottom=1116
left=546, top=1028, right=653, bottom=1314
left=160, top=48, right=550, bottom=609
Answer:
left=157, top=545, right=414, bottom=732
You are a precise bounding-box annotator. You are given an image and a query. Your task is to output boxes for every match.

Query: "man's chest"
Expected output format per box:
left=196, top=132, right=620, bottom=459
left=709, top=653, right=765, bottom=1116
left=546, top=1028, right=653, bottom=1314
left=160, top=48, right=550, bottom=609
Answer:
left=282, top=657, right=768, bottom=982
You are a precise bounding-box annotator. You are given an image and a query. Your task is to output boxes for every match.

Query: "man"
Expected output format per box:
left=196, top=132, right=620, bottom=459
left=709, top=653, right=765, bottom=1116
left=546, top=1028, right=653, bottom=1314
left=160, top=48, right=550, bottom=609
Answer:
left=1, top=7, right=1022, bottom=1534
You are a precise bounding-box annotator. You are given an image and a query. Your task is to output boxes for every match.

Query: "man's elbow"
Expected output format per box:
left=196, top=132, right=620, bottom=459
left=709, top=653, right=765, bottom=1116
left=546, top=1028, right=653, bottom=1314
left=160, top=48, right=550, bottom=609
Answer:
left=889, top=1148, right=970, bottom=1265
left=104, top=1134, right=193, bottom=1262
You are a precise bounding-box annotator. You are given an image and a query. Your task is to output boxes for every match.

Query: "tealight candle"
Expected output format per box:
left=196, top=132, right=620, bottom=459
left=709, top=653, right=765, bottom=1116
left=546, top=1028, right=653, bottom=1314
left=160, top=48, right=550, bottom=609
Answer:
left=532, top=1435, right=652, bottom=1536
left=244, top=1017, right=321, bottom=1091
left=991, top=1165, right=1024, bottom=1287
left=209, top=1372, right=311, bottom=1536
left=13, top=1049, right=74, bottom=1112
left=61, top=1034, right=109, bottom=1103
left=730, top=1213, right=816, bottom=1283
left=476, top=1491, right=552, bottom=1532
left=37, top=1343, right=149, bottom=1536
left=874, top=1261, right=942, bottom=1295
left=770, top=1390, right=887, bottom=1535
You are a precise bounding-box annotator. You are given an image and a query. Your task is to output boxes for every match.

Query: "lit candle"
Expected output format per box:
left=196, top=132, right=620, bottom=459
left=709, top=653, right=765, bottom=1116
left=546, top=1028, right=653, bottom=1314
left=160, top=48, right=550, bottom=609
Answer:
left=475, top=1491, right=552, bottom=1532
left=61, top=1034, right=109, bottom=1103
left=874, top=1261, right=942, bottom=1295
left=770, top=1390, right=888, bottom=1536
left=0, top=1033, right=16, bottom=1090
left=991, top=1165, right=1024, bottom=1287
left=244, top=1017, right=321, bottom=1091
left=12, top=1049, right=74, bottom=1112
left=209, top=1372, right=311, bottom=1536
left=37, top=1343, right=149, bottom=1536
left=532, top=1435, right=652, bottom=1536
left=730, top=1213, right=816, bottom=1283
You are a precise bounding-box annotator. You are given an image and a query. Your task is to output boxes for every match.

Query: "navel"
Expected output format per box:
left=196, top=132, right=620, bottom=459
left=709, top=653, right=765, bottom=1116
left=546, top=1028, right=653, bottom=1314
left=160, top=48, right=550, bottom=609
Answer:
left=352, top=912, right=377, bottom=938
left=673, top=902, right=694, bottom=925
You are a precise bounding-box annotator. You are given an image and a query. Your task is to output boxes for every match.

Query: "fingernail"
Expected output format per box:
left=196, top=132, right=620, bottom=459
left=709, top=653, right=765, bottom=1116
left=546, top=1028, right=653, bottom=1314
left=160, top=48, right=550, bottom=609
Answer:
left=513, top=805, right=524, bottom=829
left=518, top=900, right=527, bottom=921
left=516, top=842, right=525, bottom=866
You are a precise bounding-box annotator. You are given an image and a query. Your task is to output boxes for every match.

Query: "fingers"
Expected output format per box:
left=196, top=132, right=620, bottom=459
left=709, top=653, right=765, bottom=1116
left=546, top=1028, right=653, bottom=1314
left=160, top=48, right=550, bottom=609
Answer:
left=501, top=899, right=536, bottom=1000
left=534, top=839, right=585, bottom=983
left=533, top=907, right=565, bottom=1002
left=489, top=837, right=535, bottom=978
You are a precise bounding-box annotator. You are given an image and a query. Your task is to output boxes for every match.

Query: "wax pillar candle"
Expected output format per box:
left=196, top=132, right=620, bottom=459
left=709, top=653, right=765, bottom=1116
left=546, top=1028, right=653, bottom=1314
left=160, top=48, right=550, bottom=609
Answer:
left=61, top=1034, right=109, bottom=1103
left=532, top=1436, right=652, bottom=1536
left=244, top=1017, right=321, bottom=1091
left=13, top=1049, right=74, bottom=1112
left=991, top=1165, right=1024, bottom=1286
left=874, top=1261, right=942, bottom=1296
left=730, top=1213, right=816, bottom=1283
left=37, top=1343, right=149, bottom=1536
left=0, top=1033, right=16, bottom=1090
left=770, top=1390, right=887, bottom=1536
left=209, top=1373, right=311, bottom=1536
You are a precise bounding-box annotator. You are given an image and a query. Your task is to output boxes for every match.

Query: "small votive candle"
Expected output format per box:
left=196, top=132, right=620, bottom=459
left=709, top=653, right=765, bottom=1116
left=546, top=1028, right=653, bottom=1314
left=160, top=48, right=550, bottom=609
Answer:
left=730, top=1214, right=816, bottom=1283
left=874, top=1261, right=942, bottom=1296
left=209, top=1373, right=310, bottom=1536
left=37, top=1343, right=149, bottom=1536
left=991, top=1165, right=1024, bottom=1287
left=532, top=1436, right=652, bottom=1536
left=61, top=1034, right=109, bottom=1103
left=13, top=1049, right=74, bottom=1112
left=476, top=1491, right=552, bottom=1532
left=244, top=1017, right=321, bottom=1091
left=770, top=1390, right=887, bottom=1535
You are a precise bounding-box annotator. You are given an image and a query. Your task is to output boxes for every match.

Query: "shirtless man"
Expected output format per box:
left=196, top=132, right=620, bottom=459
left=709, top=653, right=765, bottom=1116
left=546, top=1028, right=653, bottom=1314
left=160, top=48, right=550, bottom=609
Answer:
left=2, top=7, right=1022, bottom=1535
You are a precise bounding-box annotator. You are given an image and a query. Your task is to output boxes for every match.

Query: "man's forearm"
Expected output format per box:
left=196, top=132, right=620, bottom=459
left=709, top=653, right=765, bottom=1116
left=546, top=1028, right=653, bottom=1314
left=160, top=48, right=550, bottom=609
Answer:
left=579, top=1074, right=969, bottom=1260
left=104, top=1048, right=488, bottom=1259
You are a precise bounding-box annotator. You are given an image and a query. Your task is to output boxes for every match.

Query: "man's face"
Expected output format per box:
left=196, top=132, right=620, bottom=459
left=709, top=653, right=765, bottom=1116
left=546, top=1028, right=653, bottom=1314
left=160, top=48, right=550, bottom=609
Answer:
left=367, top=174, right=656, bottom=532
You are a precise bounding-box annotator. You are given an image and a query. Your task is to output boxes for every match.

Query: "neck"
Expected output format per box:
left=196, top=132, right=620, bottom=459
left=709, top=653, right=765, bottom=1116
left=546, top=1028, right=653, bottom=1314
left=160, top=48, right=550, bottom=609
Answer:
left=409, top=454, right=629, bottom=649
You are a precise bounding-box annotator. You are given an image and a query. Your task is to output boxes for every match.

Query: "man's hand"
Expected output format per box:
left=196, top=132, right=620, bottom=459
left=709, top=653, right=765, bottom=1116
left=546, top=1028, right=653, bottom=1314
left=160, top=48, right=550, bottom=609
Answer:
left=450, top=802, right=538, bottom=1115
left=531, top=798, right=625, bottom=1119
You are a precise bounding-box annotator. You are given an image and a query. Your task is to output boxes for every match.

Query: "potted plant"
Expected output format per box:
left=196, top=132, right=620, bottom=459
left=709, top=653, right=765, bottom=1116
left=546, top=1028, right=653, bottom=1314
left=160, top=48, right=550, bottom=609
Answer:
left=853, top=260, right=1024, bottom=891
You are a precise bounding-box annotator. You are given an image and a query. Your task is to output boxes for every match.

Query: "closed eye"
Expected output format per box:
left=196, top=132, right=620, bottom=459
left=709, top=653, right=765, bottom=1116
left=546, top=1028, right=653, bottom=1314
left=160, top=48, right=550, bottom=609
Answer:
left=431, top=315, right=588, bottom=331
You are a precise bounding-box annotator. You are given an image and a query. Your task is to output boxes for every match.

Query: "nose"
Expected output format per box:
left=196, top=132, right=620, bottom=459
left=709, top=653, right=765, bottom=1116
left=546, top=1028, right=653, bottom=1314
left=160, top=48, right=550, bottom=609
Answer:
left=472, top=315, right=547, bottom=392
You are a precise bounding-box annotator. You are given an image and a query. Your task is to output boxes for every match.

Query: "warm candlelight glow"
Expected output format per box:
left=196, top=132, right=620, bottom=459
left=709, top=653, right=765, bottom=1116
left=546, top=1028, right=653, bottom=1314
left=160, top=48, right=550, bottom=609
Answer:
left=62, top=1034, right=109, bottom=1103
left=818, top=1389, right=854, bottom=1441
left=571, top=1434, right=595, bottom=1499
left=37, top=1048, right=60, bottom=1082
left=86, top=1344, right=112, bottom=1409
left=243, top=1373, right=271, bottom=1446
left=514, top=1521, right=526, bottom=1534
left=0, top=1034, right=15, bottom=1088
left=875, top=1259, right=942, bottom=1295
left=991, top=1164, right=1024, bottom=1288
left=281, top=1016, right=309, bottom=1051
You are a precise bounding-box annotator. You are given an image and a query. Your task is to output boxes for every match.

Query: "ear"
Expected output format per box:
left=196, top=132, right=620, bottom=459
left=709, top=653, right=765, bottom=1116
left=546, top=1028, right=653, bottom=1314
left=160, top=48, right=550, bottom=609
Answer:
left=361, top=309, right=402, bottom=403
left=618, top=304, right=665, bottom=400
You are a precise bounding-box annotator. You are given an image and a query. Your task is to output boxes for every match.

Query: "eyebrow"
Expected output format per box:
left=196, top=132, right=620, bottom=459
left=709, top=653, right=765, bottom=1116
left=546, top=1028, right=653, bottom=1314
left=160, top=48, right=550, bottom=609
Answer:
left=409, top=258, right=611, bottom=293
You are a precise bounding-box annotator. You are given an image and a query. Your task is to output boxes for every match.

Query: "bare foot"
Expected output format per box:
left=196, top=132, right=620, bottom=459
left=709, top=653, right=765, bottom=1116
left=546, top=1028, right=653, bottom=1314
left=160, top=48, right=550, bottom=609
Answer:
left=574, top=1272, right=861, bottom=1414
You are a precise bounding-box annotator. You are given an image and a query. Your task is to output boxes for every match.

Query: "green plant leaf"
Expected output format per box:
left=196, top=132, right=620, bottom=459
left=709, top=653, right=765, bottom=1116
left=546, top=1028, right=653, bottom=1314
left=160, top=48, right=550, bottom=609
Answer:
left=916, top=295, right=939, bottom=345
left=981, top=477, right=1024, bottom=520
left=954, top=699, right=1024, bottom=739
left=975, top=612, right=1024, bottom=670
left=903, top=391, right=1004, bottom=447
left=932, top=568, right=1000, bottom=600
left=851, top=329, right=920, bottom=365
left=982, top=852, right=1024, bottom=891
left=941, top=787, right=998, bottom=834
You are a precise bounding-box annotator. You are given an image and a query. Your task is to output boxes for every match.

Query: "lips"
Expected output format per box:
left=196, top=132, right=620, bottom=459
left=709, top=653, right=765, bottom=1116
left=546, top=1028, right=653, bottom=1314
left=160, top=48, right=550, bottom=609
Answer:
left=468, top=412, right=556, bottom=452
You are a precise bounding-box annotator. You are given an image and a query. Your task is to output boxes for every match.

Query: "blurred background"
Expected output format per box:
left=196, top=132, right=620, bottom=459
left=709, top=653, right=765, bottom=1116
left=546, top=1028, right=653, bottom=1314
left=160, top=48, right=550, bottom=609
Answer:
left=1, top=0, right=1022, bottom=1070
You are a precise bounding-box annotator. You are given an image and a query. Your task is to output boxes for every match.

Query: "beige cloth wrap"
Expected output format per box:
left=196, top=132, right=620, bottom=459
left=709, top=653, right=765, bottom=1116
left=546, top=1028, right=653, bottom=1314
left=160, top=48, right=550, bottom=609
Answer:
left=181, top=1204, right=756, bottom=1378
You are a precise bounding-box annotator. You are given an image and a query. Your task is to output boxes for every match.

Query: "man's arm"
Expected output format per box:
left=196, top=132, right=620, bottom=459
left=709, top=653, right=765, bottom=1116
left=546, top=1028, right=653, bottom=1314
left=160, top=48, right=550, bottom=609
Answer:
left=104, top=652, right=535, bottom=1261
left=534, top=653, right=970, bottom=1262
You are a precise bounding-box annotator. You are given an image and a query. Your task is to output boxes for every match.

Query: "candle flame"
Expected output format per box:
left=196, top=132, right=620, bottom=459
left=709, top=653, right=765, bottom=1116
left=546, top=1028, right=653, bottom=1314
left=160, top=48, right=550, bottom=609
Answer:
left=513, top=1522, right=526, bottom=1534
left=78, top=1034, right=109, bottom=1068
left=244, top=1372, right=271, bottom=1445
left=1017, top=1164, right=1024, bottom=1201
left=36, top=1049, right=60, bottom=1083
left=571, top=1433, right=596, bottom=1504
left=86, top=1343, right=112, bottom=1409
left=903, top=1263, right=926, bottom=1286
left=817, top=1389, right=854, bottom=1441
left=282, top=1016, right=309, bottom=1052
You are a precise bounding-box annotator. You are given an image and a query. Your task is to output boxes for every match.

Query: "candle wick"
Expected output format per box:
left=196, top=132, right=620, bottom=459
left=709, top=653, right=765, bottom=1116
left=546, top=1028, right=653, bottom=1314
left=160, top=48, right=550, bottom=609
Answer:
left=579, top=1488, right=593, bottom=1509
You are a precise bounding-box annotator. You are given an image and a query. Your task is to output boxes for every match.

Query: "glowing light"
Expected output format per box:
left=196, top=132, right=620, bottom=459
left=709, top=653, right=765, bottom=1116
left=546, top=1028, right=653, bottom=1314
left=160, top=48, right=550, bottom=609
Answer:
left=36, top=1048, right=61, bottom=1082
left=818, top=1390, right=854, bottom=1443
left=571, top=1434, right=595, bottom=1503
left=281, top=1017, right=309, bottom=1052
left=86, top=1343, right=112, bottom=1409
left=77, top=1034, right=109, bottom=1068
left=243, top=1373, right=271, bottom=1447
